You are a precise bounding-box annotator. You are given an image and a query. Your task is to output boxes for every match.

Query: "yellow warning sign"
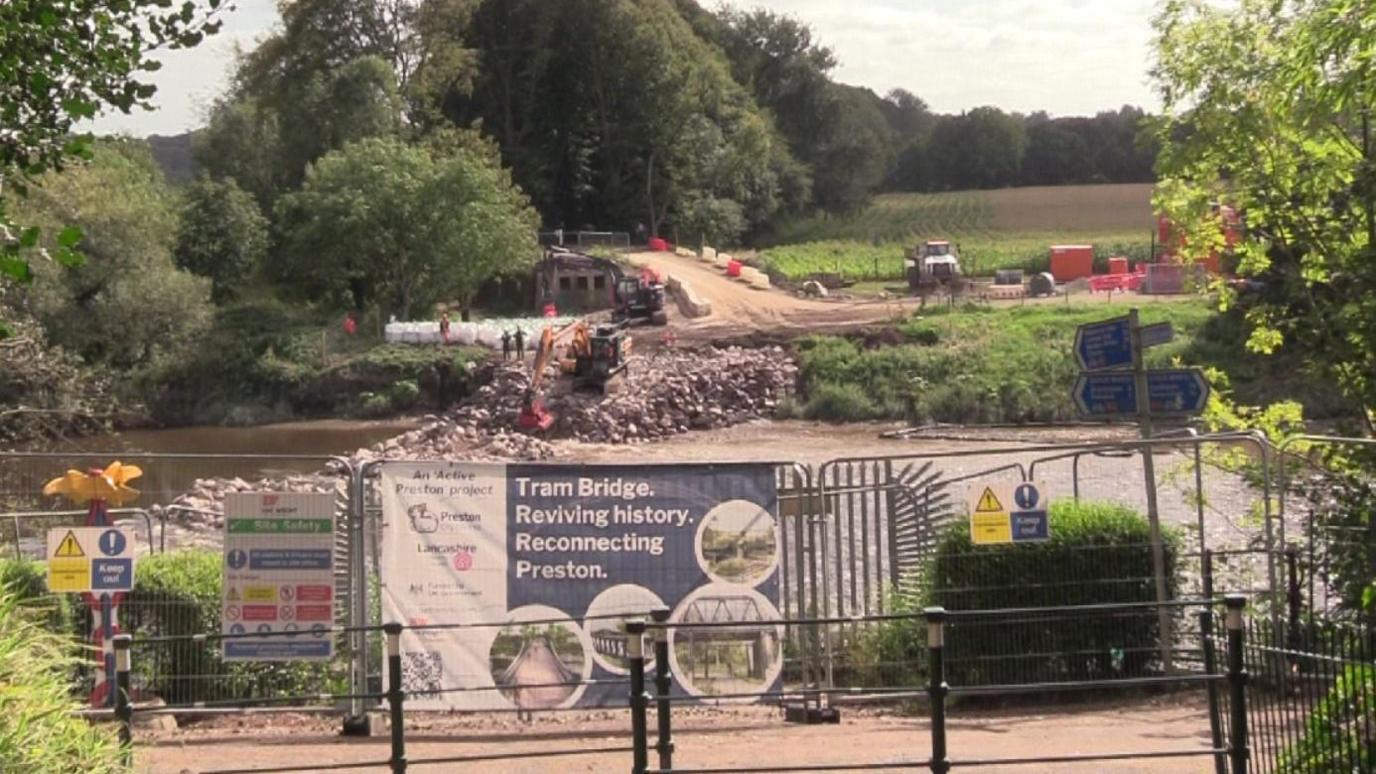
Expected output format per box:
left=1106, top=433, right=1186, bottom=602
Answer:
left=226, top=587, right=241, bottom=602
left=53, top=530, right=85, bottom=558
left=245, top=586, right=276, bottom=602
left=974, top=487, right=1005, bottom=514
left=48, top=558, right=90, bottom=592
left=971, top=513, right=1013, bottom=545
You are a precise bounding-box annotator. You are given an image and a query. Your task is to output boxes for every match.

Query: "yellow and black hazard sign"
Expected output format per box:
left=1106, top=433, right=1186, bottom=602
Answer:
left=54, top=530, right=86, bottom=557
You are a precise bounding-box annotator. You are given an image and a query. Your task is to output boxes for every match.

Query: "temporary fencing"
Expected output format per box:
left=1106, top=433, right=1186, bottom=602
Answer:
left=5, top=428, right=1371, bottom=772
left=0, top=452, right=356, bottom=708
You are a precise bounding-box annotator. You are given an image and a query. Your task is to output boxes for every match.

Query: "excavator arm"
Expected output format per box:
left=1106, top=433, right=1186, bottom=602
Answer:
left=517, top=320, right=586, bottom=431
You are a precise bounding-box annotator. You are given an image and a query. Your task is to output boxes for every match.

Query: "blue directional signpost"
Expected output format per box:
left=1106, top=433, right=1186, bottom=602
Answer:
left=1073, top=369, right=1210, bottom=417
left=1073, top=315, right=1133, bottom=371
left=1071, top=309, right=1205, bottom=673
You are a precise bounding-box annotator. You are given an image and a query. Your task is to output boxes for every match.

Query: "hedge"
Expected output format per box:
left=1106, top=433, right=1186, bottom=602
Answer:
left=852, top=500, right=1183, bottom=688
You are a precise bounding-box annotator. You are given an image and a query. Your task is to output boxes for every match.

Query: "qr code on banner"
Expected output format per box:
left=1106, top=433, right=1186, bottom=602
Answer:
left=401, top=652, right=444, bottom=694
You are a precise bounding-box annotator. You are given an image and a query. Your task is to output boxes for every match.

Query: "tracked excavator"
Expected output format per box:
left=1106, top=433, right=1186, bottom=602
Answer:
left=517, top=319, right=632, bottom=431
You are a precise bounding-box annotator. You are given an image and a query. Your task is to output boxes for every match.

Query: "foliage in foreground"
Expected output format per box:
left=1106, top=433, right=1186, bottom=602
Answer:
left=1279, top=663, right=1375, bottom=773
left=0, top=585, right=124, bottom=772
left=1154, top=0, right=1376, bottom=430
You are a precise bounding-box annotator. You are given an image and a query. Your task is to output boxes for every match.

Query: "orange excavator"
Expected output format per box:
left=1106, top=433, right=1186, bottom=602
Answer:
left=517, top=319, right=632, bottom=430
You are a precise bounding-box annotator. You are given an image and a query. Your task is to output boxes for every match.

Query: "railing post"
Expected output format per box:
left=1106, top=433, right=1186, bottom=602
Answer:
left=1285, top=545, right=1301, bottom=650
left=627, top=619, right=649, bottom=774
left=384, top=622, right=407, bottom=773
left=1202, top=549, right=1215, bottom=601
left=651, top=607, right=674, bottom=772
left=1198, top=610, right=1227, bottom=774
left=113, top=634, right=133, bottom=766
left=925, top=607, right=950, bottom=774
left=1225, top=595, right=1249, bottom=774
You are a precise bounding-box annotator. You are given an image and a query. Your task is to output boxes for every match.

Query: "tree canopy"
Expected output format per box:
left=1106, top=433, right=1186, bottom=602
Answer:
left=0, top=0, right=222, bottom=296
left=274, top=134, right=539, bottom=318
left=1153, top=0, right=1376, bottom=426
left=175, top=177, right=270, bottom=302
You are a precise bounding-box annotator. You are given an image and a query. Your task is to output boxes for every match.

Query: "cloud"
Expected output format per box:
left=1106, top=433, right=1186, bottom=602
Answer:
left=732, top=0, right=1159, bottom=116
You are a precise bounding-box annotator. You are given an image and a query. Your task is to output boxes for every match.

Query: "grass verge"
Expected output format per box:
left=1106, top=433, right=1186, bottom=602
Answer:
left=793, top=300, right=1347, bottom=424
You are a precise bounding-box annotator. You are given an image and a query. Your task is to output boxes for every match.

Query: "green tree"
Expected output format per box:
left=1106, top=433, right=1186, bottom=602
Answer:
left=1153, top=0, right=1376, bottom=426
left=174, top=177, right=270, bottom=302
left=10, top=141, right=212, bottom=367
left=0, top=0, right=221, bottom=326
left=929, top=107, right=1028, bottom=190
left=274, top=134, right=538, bottom=318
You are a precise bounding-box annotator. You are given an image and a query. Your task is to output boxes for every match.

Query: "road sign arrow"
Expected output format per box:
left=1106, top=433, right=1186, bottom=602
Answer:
left=1074, top=316, right=1133, bottom=371
left=1147, top=368, right=1210, bottom=415
left=1074, top=369, right=1210, bottom=417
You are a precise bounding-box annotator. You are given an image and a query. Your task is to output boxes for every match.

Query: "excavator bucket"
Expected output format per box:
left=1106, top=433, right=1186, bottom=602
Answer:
left=517, top=399, right=555, bottom=431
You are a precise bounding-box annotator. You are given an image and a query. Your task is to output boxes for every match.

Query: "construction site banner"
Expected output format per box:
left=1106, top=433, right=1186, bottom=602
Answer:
left=379, top=462, right=782, bottom=710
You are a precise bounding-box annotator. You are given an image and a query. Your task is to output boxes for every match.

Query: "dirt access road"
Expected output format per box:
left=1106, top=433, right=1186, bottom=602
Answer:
left=623, top=250, right=914, bottom=336
left=140, top=696, right=1221, bottom=773
left=622, top=250, right=1196, bottom=340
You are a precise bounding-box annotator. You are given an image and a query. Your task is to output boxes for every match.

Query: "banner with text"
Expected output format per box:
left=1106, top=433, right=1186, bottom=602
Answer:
left=379, top=462, right=781, bottom=710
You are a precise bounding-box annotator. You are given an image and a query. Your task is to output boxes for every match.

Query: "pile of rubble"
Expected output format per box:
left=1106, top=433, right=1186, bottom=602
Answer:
left=353, top=422, right=556, bottom=463
left=155, top=473, right=346, bottom=529
left=444, top=345, right=797, bottom=443
left=156, top=345, right=793, bottom=528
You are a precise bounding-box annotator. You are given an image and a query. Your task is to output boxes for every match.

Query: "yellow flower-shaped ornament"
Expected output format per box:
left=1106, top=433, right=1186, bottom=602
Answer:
left=43, top=461, right=143, bottom=507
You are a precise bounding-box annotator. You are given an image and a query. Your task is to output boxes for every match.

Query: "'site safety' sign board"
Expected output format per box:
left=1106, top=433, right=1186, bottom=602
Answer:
left=46, top=527, right=136, bottom=593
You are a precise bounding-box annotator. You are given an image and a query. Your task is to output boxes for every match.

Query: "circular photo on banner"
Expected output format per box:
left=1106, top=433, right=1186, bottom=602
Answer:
left=488, top=604, right=593, bottom=710
left=695, top=499, right=780, bottom=587
left=667, top=584, right=785, bottom=700
left=583, top=584, right=666, bottom=674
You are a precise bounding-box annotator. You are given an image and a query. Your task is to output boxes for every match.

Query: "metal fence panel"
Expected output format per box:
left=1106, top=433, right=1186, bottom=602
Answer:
left=0, top=452, right=355, bottom=709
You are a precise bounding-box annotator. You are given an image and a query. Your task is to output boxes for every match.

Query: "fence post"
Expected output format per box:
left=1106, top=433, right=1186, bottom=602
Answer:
left=384, top=622, right=406, bottom=774
left=1225, top=595, right=1249, bottom=774
left=113, top=633, right=133, bottom=766
left=651, top=607, right=673, bottom=772
left=1202, top=549, right=1215, bottom=601
left=1285, top=545, right=1301, bottom=650
left=627, top=619, right=649, bottom=774
left=1198, top=610, right=1227, bottom=774
left=925, top=607, right=950, bottom=774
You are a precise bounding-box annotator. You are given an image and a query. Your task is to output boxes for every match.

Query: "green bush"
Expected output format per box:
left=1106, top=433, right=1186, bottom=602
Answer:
left=853, top=500, right=1183, bottom=688
left=1279, top=663, right=1375, bottom=772
left=389, top=379, right=421, bottom=410
left=924, top=500, right=1183, bottom=686
left=0, top=587, right=124, bottom=772
left=802, top=382, right=885, bottom=421
left=128, top=551, right=348, bottom=705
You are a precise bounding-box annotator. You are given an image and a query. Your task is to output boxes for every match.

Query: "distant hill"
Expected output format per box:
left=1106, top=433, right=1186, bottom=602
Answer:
left=146, top=132, right=197, bottom=185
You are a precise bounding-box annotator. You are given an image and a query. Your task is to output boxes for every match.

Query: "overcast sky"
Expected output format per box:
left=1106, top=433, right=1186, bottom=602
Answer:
left=91, top=0, right=1161, bottom=137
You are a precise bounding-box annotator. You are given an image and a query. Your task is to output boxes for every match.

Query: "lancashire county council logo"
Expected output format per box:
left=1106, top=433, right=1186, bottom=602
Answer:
left=407, top=503, right=438, bottom=534
left=452, top=550, right=474, bottom=572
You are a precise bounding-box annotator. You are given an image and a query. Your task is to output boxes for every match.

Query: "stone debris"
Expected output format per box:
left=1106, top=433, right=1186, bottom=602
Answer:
left=158, top=345, right=794, bottom=528
left=441, top=345, right=796, bottom=444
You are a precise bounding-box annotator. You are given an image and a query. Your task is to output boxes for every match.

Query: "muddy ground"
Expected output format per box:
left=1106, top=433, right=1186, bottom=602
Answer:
left=138, top=693, right=1222, bottom=773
